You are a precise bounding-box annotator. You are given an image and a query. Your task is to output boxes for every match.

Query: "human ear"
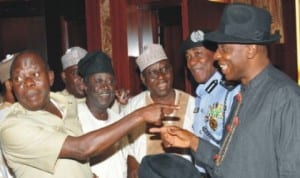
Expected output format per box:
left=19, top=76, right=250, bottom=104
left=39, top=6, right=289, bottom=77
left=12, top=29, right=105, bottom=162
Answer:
left=48, top=70, right=55, bottom=86
left=140, top=73, right=146, bottom=86
left=61, top=72, right=66, bottom=83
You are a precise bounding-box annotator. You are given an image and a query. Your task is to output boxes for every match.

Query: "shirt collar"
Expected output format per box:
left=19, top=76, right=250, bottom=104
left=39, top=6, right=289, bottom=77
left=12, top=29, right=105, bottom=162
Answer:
left=196, top=71, right=222, bottom=96
left=241, top=64, right=271, bottom=95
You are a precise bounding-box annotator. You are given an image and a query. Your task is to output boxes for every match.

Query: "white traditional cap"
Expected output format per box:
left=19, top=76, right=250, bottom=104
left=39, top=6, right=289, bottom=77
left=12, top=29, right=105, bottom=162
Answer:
left=0, top=53, right=17, bottom=83
left=136, top=44, right=168, bottom=72
left=61, top=46, right=87, bottom=70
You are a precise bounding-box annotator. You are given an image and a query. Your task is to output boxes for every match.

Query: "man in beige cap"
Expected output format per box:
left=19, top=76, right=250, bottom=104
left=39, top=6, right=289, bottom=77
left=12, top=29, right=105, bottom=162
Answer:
left=60, top=46, right=88, bottom=99
left=122, top=43, right=195, bottom=177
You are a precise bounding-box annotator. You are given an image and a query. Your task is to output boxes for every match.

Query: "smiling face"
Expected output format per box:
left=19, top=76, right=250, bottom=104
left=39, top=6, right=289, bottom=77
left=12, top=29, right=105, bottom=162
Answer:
left=11, top=52, right=54, bottom=111
left=214, top=44, right=248, bottom=82
left=185, top=46, right=217, bottom=84
left=84, top=73, right=116, bottom=110
left=141, top=60, right=173, bottom=98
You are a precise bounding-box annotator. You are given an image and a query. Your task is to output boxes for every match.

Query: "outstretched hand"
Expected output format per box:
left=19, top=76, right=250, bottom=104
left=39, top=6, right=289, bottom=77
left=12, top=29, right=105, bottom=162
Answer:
left=135, top=103, right=180, bottom=125
left=149, top=126, right=199, bottom=151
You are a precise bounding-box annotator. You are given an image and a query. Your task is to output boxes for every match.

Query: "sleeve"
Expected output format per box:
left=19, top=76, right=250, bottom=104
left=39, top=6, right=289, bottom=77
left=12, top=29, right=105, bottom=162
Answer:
left=183, top=96, right=195, bottom=132
left=127, top=129, right=147, bottom=163
left=274, top=88, right=300, bottom=178
left=118, top=135, right=131, bottom=159
left=191, top=138, right=219, bottom=174
left=0, top=117, right=68, bottom=173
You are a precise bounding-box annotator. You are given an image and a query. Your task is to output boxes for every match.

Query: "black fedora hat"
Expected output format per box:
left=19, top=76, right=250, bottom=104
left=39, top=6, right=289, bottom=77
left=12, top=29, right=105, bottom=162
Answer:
left=138, top=153, right=201, bottom=178
left=205, top=3, right=280, bottom=44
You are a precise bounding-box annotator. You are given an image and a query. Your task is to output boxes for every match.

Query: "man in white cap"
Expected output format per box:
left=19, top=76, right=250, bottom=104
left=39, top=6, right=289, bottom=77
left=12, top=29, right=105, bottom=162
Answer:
left=122, top=43, right=195, bottom=177
left=60, top=46, right=88, bottom=99
left=0, top=53, right=17, bottom=178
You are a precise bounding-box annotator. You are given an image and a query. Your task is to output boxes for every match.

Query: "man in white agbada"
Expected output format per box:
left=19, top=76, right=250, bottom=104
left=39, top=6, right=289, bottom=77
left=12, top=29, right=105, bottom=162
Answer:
left=122, top=44, right=195, bottom=176
left=0, top=54, right=17, bottom=178
left=77, top=51, right=130, bottom=178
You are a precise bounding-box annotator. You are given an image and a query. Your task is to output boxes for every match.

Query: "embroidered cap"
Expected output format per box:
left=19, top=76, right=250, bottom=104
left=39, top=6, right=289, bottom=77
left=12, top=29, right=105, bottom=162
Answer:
left=0, top=53, right=17, bottom=83
left=61, top=46, right=87, bottom=70
left=136, top=44, right=168, bottom=72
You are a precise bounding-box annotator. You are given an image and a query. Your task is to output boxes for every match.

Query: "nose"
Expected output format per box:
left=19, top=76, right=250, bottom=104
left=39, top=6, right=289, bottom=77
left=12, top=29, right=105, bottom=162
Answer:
left=24, top=77, right=35, bottom=88
left=156, top=71, right=165, bottom=79
left=95, top=82, right=110, bottom=92
left=213, top=49, right=221, bottom=61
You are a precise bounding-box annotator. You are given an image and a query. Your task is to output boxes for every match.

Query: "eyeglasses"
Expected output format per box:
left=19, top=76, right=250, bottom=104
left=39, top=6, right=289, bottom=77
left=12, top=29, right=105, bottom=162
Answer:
left=144, top=64, right=172, bottom=79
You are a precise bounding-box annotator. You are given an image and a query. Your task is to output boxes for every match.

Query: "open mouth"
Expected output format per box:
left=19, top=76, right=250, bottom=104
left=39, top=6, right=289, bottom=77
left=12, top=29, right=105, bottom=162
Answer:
left=95, top=92, right=111, bottom=97
left=157, top=82, right=168, bottom=89
left=25, top=90, right=39, bottom=100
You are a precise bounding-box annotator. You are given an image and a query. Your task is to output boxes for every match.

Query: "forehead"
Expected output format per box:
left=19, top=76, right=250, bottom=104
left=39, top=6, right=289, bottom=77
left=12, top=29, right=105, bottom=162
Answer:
left=64, top=65, right=78, bottom=72
left=87, top=72, right=115, bottom=80
left=186, top=46, right=207, bottom=53
left=218, top=43, right=240, bottom=49
left=13, top=53, right=46, bottom=72
left=144, top=59, right=170, bottom=71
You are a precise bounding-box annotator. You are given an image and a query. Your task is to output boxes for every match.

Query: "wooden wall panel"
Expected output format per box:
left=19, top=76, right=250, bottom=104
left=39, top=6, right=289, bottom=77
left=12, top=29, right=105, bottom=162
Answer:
left=85, top=0, right=101, bottom=51
left=110, top=0, right=131, bottom=90
left=0, top=17, right=47, bottom=60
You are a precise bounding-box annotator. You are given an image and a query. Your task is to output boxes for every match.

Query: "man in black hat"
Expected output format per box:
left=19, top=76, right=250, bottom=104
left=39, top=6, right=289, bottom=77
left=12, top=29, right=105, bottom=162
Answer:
left=139, top=3, right=300, bottom=178
left=76, top=51, right=130, bottom=178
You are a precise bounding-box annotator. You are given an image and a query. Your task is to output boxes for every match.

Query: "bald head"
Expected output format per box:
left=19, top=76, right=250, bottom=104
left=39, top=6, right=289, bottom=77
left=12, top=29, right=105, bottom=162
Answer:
left=10, top=50, right=49, bottom=78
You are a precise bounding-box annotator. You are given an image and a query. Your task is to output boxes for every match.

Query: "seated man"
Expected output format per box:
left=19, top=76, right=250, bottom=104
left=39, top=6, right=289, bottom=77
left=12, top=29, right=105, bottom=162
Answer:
left=77, top=51, right=130, bottom=178
left=0, top=50, right=177, bottom=178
